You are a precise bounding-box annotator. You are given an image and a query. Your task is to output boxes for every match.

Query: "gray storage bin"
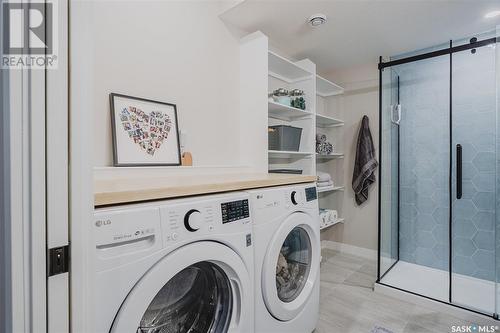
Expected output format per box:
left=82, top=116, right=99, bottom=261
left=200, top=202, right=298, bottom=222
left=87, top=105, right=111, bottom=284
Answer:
left=268, top=125, right=302, bottom=151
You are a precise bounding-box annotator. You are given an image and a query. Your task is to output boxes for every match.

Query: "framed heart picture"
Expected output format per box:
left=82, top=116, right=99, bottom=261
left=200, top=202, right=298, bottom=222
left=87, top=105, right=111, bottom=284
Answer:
left=110, top=93, right=181, bottom=166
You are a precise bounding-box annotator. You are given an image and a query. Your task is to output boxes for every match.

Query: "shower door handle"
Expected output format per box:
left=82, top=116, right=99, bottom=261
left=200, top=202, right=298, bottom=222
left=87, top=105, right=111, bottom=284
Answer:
left=456, top=144, right=462, bottom=199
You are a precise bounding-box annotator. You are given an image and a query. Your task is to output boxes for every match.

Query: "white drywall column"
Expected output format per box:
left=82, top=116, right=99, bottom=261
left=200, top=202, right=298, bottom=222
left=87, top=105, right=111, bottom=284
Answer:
left=239, top=31, right=269, bottom=172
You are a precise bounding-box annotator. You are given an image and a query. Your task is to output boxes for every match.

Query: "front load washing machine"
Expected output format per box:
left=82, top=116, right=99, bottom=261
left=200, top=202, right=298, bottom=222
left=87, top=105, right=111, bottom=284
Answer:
left=247, top=184, right=320, bottom=333
left=93, top=192, right=254, bottom=333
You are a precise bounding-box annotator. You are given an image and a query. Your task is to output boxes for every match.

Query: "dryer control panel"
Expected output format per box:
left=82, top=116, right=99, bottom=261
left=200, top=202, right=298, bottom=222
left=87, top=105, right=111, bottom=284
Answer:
left=247, top=183, right=319, bottom=224
left=305, top=186, right=317, bottom=202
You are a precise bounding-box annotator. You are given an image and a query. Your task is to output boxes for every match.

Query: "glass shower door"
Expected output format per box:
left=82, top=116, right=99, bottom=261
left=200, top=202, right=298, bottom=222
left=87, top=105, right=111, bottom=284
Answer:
left=379, top=54, right=451, bottom=302
left=379, top=67, right=399, bottom=277
left=451, top=34, right=498, bottom=315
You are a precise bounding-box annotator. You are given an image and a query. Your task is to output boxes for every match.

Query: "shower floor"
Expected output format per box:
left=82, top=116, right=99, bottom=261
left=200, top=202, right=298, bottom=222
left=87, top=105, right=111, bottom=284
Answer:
left=381, top=261, right=497, bottom=314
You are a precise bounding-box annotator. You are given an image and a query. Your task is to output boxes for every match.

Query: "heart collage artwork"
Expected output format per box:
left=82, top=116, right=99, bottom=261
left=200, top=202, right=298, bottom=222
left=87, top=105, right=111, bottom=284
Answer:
left=119, top=106, right=172, bottom=156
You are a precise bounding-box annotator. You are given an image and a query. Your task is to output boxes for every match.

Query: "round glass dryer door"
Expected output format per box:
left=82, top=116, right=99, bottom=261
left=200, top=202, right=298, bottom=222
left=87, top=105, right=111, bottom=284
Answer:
left=262, top=212, right=319, bottom=321
left=138, top=262, right=232, bottom=333
left=276, top=227, right=311, bottom=303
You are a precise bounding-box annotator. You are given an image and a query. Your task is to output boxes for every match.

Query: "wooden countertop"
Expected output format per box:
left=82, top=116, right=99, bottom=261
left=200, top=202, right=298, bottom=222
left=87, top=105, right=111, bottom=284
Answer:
left=95, top=173, right=317, bottom=206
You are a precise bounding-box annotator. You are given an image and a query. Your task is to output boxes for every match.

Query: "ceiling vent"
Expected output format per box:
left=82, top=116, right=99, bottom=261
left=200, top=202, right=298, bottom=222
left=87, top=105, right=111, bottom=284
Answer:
left=308, top=14, right=327, bottom=27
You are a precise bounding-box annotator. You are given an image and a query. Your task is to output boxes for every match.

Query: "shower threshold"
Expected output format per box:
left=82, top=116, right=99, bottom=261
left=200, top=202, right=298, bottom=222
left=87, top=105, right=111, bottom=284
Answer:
left=377, top=261, right=497, bottom=318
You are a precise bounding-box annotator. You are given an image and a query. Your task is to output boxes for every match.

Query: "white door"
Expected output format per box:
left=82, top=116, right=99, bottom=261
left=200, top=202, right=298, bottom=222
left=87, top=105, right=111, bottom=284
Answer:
left=1, top=0, right=69, bottom=331
left=111, top=241, right=252, bottom=333
left=262, top=212, right=320, bottom=321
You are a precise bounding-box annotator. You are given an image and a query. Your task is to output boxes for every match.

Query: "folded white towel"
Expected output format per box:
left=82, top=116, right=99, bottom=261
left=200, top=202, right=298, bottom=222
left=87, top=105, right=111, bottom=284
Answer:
left=317, top=171, right=331, bottom=182
left=317, top=180, right=334, bottom=188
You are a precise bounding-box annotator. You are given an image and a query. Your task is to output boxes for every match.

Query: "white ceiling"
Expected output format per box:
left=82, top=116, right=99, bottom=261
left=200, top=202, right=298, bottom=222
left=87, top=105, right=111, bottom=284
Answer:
left=220, top=0, right=500, bottom=73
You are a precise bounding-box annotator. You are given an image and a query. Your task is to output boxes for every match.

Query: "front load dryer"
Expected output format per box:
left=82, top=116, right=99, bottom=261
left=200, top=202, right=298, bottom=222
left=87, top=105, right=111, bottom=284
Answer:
left=247, top=183, right=320, bottom=333
left=93, top=192, right=254, bottom=333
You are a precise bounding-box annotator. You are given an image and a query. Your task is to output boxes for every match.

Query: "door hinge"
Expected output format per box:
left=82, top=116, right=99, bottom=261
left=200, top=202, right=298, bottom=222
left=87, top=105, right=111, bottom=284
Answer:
left=47, top=245, right=70, bottom=277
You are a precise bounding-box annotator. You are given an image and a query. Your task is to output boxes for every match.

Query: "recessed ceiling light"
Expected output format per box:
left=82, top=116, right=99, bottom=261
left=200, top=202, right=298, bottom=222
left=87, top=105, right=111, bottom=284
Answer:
left=485, top=10, right=500, bottom=18
left=308, top=14, right=327, bottom=27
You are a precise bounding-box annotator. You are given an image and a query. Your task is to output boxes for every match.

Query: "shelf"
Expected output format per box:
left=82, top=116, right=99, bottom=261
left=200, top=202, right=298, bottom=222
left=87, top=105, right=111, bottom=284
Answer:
left=316, top=153, right=344, bottom=159
left=317, top=186, right=344, bottom=193
left=268, top=101, right=312, bottom=121
left=316, top=75, right=344, bottom=97
left=268, top=51, right=313, bottom=83
left=269, top=150, right=314, bottom=159
left=320, top=218, right=345, bottom=231
left=316, top=113, right=344, bottom=128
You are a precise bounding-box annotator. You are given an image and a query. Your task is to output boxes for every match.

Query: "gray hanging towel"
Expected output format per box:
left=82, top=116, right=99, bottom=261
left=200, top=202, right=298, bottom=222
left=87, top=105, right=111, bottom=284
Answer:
left=352, top=115, right=378, bottom=205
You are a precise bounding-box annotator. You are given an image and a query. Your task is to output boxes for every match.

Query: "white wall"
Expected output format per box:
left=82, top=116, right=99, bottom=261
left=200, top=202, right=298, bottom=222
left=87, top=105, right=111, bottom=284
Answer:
left=321, top=63, right=380, bottom=251
left=75, top=1, right=243, bottom=168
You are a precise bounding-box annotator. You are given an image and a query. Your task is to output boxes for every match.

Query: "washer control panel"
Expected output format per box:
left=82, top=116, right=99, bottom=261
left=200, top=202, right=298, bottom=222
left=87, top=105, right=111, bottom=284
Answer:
left=161, top=194, right=251, bottom=245
left=221, top=199, right=249, bottom=224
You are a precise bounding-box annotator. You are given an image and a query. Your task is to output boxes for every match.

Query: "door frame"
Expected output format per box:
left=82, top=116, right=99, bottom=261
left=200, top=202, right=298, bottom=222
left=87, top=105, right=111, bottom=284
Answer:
left=46, top=0, right=70, bottom=331
left=68, top=0, right=96, bottom=330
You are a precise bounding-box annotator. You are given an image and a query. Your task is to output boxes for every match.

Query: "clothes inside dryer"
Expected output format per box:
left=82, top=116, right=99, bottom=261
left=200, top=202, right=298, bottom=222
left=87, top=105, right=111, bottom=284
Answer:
left=138, top=261, right=232, bottom=333
left=275, top=227, right=312, bottom=303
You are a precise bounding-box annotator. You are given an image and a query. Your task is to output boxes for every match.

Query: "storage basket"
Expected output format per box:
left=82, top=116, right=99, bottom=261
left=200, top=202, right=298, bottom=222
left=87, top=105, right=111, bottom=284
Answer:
left=268, top=125, right=302, bottom=151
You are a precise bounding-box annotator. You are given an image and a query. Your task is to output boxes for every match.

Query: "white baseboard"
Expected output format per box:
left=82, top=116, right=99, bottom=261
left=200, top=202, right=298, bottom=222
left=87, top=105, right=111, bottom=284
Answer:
left=321, top=240, right=377, bottom=261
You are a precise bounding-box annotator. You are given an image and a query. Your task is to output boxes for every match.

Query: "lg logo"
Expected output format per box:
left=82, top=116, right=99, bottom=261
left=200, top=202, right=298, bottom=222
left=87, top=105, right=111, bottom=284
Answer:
left=95, top=219, right=112, bottom=227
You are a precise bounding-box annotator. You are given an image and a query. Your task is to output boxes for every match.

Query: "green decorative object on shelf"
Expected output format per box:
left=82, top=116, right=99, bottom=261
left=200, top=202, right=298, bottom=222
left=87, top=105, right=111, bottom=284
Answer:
left=291, top=97, right=306, bottom=110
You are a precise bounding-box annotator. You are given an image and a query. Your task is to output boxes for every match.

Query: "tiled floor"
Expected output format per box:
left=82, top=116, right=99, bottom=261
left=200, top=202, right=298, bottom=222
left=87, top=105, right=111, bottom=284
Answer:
left=316, top=249, right=497, bottom=333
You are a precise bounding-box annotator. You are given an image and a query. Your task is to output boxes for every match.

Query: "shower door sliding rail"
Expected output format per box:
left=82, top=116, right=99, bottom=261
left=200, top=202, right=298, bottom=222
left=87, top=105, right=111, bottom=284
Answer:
left=378, top=37, right=498, bottom=70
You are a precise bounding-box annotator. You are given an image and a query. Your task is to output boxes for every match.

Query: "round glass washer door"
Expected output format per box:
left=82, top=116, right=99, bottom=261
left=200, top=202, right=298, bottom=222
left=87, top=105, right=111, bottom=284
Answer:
left=262, top=212, right=319, bottom=322
left=138, top=262, right=232, bottom=333
left=111, top=241, right=250, bottom=333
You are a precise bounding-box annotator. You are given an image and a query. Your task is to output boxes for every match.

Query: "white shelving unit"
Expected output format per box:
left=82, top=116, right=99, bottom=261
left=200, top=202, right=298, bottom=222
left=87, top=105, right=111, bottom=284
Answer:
left=316, top=113, right=344, bottom=128
left=315, top=74, right=345, bottom=231
left=316, top=153, right=344, bottom=160
left=267, top=50, right=316, bottom=176
left=320, top=218, right=345, bottom=231
left=239, top=32, right=346, bottom=230
left=317, top=186, right=344, bottom=194
left=268, top=101, right=312, bottom=121
left=268, top=51, right=313, bottom=83
left=268, top=150, right=314, bottom=158
left=316, top=75, right=344, bottom=97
